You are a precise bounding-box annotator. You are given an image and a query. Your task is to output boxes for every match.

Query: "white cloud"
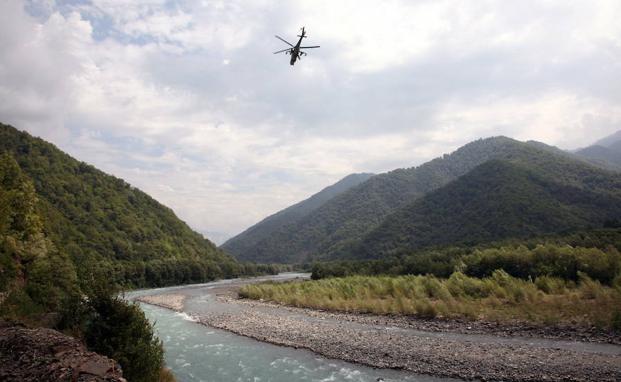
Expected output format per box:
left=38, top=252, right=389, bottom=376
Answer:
left=0, top=0, right=620, bottom=242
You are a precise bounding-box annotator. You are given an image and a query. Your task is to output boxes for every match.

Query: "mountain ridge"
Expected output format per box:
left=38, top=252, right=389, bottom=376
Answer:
left=222, top=172, right=373, bottom=258
left=348, top=158, right=621, bottom=259
left=0, top=123, right=269, bottom=287
left=227, top=136, right=607, bottom=263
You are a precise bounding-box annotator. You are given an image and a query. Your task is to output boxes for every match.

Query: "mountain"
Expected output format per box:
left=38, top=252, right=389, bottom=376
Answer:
left=0, top=152, right=78, bottom=317
left=350, top=159, right=621, bottom=259
left=593, top=130, right=621, bottom=148
left=576, top=144, right=621, bottom=168
left=227, top=136, right=604, bottom=264
left=0, top=123, right=265, bottom=287
left=574, top=130, right=621, bottom=169
left=222, top=173, right=373, bottom=259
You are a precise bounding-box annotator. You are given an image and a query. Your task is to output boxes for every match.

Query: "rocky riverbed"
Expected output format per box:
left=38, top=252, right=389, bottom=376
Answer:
left=135, top=275, right=621, bottom=382
left=137, top=293, right=186, bottom=311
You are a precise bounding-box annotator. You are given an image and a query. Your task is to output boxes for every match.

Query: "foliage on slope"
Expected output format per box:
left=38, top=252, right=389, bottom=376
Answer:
left=235, top=137, right=610, bottom=263
left=350, top=159, right=621, bottom=259
left=0, top=123, right=275, bottom=287
left=0, top=153, right=171, bottom=381
left=0, top=153, right=78, bottom=321
left=576, top=142, right=621, bottom=169
left=222, top=172, right=373, bottom=261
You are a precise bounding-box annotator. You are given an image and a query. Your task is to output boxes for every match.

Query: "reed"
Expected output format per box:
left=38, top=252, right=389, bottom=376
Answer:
left=239, top=271, right=621, bottom=329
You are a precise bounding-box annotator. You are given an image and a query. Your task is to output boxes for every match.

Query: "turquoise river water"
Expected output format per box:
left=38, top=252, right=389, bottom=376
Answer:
left=129, top=277, right=457, bottom=382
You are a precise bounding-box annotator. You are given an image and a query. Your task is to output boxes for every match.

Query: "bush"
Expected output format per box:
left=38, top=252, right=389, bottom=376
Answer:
left=85, top=292, right=164, bottom=382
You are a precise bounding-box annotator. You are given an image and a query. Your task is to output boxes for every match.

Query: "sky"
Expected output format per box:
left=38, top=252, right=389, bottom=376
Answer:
left=1, top=0, right=620, bottom=244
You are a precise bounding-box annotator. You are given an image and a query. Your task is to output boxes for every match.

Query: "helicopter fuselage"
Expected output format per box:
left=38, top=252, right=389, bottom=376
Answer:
left=289, top=32, right=306, bottom=65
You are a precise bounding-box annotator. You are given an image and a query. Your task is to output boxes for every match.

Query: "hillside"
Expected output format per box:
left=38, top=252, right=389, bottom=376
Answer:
left=350, top=159, right=621, bottom=259
left=222, top=172, right=373, bottom=260
left=0, top=123, right=265, bottom=287
left=593, top=130, right=621, bottom=148
left=576, top=142, right=621, bottom=169
left=575, top=130, right=621, bottom=169
left=0, top=153, right=78, bottom=319
left=231, top=136, right=602, bottom=263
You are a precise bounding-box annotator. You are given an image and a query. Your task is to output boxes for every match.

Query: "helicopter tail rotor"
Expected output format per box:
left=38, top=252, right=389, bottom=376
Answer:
left=297, top=26, right=307, bottom=38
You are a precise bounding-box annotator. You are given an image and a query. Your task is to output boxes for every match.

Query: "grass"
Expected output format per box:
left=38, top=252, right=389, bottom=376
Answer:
left=239, top=271, right=621, bottom=330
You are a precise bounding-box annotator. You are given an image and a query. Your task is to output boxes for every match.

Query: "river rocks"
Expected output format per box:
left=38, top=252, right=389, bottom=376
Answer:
left=138, top=277, right=621, bottom=382
left=136, top=293, right=186, bottom=311
left=199, top=308, right=621, bottom=381
left=0, top=325, right=126, bottom=382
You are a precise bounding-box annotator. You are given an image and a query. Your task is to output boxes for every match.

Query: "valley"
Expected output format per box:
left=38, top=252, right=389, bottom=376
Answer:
left=2, top=123, right=621, bottom=381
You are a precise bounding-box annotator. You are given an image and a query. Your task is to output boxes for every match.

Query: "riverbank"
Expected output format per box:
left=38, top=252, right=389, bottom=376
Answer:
left=137, top=294, right=186, bottom=311
left=240, top=273, right=621, bottom=333
left=135, top=275, right=621, bottom=382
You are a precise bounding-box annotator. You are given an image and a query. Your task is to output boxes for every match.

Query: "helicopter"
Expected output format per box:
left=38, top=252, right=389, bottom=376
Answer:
left=274, top=27, right=320, bottom=66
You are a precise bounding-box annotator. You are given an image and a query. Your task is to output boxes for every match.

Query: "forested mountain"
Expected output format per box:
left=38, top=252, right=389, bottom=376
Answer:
left=0, top=123, right=272, bottom=287
left=575, top=142, right=621, bottom=171
left=574, top=129, right=621, bottom=169
left=593, top=130, right=621, bottom=148
left=222, top=172, right=373, bottom=260
left=230, top=136, right=603, bottom=264
left=0, top=153, right=78, bottom=319
left=350, top=159, right=621, bottom=259
left=0, top=152, right=172, bottom=382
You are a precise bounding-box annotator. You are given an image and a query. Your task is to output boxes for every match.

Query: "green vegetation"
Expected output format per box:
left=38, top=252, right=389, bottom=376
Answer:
left=0, top=152, right=171, bottom=381
left=576, top=130, right=621, bottom=169
left=310, top=230, right=621, bottom=280
left=84, top=292, right=165, bottom=382
left=463, top=244, right=621, bottom=284
left=240, top=272, right=621, bottom=330
left=250, top=237, right=621, bottom=331
left=224, top=136, right=620, bottom=264
left=223, top=173, right=373, bottom=260
left=0, top=153, right=79, bottom=323
left=0, top=123, right=278, bottom=287
left=352, top=160, right=621, bottom=259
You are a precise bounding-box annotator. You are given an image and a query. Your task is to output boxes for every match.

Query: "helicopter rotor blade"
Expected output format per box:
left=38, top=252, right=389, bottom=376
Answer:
left=274, top=35, right=294, bottom=47
left=273, top=48, right=291, bottom=54
left=300, top=46, right=320, bottom=49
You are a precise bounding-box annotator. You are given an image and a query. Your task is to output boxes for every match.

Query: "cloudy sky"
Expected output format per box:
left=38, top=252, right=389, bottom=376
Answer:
left=1, top=0, right=620, bottom=244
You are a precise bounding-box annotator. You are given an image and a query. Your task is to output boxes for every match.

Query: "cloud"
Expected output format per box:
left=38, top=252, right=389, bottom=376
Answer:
left=0, top=0, right=620, bottom=241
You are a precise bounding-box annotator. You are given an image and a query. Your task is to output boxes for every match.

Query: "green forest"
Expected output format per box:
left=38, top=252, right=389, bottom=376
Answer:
left=0, top=153, right=169, bottom=381
left=348, top=159, right=621, bottom=259
left=224, top=136, right=621, bottom=264
left=222, top=172, right=373, bottom=260
left=0, top=124, right=285, bottom=381
left=310, top=229, right=621, bottom=281
left=0, top=123, right=282, bottom=288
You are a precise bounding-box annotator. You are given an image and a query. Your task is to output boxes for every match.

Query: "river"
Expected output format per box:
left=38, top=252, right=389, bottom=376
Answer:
left=128, top=274, right=457, bottom=382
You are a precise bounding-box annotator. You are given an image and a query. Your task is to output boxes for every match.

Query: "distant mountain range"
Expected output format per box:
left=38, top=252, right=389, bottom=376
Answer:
left=221, top=172, right=373, bottom=259
left=223, top=133, right=621, bottom=264
left=575, top=130, right=621, bottom=169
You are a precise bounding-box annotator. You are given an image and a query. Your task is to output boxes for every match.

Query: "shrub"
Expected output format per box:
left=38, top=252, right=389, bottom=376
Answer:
left=85, top=293, right=164, bottom=382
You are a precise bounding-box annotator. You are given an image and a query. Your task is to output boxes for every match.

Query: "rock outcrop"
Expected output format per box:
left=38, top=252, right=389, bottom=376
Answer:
left=0, top=323, right=126, bottom=382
